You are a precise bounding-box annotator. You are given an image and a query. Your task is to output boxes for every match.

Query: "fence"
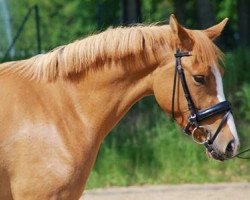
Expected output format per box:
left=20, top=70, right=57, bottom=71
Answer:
left=1, top=5, right=41, bottom=62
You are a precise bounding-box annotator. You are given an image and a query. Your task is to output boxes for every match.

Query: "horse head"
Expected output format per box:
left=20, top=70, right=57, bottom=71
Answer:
left=153, top=15, right=239, bottom=161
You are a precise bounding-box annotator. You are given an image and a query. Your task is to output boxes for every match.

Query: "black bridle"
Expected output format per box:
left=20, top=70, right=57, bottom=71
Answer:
left=171, top=49, right=232, bottom=152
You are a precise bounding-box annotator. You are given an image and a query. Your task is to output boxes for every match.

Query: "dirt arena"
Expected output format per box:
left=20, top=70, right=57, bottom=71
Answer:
left=82, top=183, right=250, bottom=200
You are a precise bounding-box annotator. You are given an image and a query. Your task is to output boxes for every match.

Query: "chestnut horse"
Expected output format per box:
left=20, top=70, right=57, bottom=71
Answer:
left=0, top=15, right=239, bottom=199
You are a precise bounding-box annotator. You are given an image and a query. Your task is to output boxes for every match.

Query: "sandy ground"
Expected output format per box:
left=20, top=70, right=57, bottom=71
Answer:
left=82, top=183, right=250, bottom=200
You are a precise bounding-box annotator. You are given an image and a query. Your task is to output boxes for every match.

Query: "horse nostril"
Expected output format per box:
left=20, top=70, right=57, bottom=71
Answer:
left=225, top=140, right=235, bottom=155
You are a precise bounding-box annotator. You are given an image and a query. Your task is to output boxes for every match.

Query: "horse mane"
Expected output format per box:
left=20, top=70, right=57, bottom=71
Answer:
left=0, top=24, right=222, bottom=82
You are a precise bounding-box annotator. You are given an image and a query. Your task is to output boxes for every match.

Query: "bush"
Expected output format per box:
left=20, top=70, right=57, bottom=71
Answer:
left=236, top=84, right=250, bottom=121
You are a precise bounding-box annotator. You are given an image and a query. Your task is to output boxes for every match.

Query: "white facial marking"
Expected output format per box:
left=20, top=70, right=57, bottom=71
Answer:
left=212, top=66, right=239, bottom=147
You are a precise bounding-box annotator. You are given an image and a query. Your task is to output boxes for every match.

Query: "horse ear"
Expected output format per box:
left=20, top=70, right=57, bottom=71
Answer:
left=203, top=18, right=228, bottom=40
left=169, top=14, right=193, bottom=50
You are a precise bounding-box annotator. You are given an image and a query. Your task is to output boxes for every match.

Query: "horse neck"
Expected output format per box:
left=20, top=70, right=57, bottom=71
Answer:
left=62, top=26, right=175, bottom=141
left=68, top=56, right=159, bottom=140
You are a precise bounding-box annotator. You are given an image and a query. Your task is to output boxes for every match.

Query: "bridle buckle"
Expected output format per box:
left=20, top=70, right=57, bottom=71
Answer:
left=189, top=114, right=197, bottom=123
left=188, top=113, right=199, bottom=128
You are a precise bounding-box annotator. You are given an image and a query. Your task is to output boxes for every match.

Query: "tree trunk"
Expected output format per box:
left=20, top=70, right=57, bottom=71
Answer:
left=196, top=0, right=215, bottom=29
left=237, top=0, right=250, bottom=46
left=121, top=0, right=141, bottom=25
left=173, top=0, right=186, bottom=25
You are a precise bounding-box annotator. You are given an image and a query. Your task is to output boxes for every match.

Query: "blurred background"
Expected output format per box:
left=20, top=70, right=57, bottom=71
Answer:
left=0, top=0, right=250, bottom=188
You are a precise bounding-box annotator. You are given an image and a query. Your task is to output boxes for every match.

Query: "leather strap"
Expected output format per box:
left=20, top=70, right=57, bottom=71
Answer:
left=171, top=49, right=232, bottom=151
left=206, top=111, right=231, bottom=146
left=196, top=101, right=231, bottom=122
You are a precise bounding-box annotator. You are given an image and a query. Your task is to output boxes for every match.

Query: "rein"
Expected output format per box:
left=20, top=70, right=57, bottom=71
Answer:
left=233, top=148, right=250, bottom=159
left=171, top=49, right=250, bottom=160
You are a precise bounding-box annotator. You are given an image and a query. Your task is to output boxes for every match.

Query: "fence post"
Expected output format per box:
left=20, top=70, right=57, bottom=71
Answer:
left=2, top=5, right=42, bottom=62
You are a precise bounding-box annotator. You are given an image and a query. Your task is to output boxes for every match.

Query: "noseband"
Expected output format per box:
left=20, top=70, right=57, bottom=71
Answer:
left=172, top=49, right=232, bottom=152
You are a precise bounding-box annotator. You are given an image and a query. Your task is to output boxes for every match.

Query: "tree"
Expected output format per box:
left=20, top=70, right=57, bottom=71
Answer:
left=237, top=0, right=250, bottom=46
left=196, top=0, right=215, bottom=28
left=173, top=0, right=186, bottom=25
left=121, top=0, right=141, bottom=25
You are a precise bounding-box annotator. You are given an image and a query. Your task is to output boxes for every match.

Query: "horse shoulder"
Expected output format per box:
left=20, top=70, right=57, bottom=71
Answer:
left=0, top=75, right=97, bottom=199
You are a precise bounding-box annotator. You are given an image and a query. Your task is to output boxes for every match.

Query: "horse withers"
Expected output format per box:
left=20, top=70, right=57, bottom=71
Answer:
left=0, top=15, right=239, bottom=199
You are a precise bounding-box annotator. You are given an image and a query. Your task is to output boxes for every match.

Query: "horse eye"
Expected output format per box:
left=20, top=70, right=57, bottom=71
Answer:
left=193, top=75, right=205, bottom=84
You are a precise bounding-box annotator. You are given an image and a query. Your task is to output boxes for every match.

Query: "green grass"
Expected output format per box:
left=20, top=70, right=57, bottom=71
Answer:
left=87, top=100, right=250, bottom=189
left=86, top=49, right=250, bottom=189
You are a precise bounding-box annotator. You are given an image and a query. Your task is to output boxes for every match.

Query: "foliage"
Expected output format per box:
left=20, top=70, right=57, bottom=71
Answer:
left=236, top=84, right=250, bottom=121
left=142, top=0, right=173, bottom=23
left=223, top=48, right=250, bottom=92
left=216, top=0, right=237, bottom=28
left=1, top=0, right=248, bottom=57
left=8, top=0, right=99, bottom=51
